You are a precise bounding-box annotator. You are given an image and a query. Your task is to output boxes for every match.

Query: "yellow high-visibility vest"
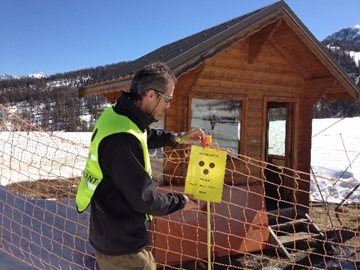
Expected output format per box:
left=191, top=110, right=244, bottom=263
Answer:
left=75, top=106, right=152, bottom=216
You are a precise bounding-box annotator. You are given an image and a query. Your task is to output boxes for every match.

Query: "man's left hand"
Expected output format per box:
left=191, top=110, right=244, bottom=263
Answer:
left=179, top=128, right=204, bottom=145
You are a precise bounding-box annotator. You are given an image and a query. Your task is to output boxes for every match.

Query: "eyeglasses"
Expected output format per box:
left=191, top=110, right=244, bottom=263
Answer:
left=155, top=90, right=173, bottom=103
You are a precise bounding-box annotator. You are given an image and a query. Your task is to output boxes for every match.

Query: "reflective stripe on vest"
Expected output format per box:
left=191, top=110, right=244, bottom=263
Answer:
left=75, top=106, right=152, bottom=213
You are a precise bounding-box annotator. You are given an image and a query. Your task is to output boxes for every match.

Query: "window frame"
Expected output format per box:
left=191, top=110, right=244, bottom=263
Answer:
left=188, top=92, right=247, bottom=155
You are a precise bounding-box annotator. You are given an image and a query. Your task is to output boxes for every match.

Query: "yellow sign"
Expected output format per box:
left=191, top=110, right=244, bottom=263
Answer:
left=185, top=145, right=227, bottom=203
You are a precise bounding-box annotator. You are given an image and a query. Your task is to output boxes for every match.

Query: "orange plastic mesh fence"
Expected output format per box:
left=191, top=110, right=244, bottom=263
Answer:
left=1, top=103, right=359, bottom=270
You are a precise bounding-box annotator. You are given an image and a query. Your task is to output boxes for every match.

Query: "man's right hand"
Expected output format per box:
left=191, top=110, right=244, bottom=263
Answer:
left=182, top=194, right=199, bottom=211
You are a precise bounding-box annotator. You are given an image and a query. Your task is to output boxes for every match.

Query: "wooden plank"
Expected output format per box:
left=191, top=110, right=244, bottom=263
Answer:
left=270, top=218, right=309, bottom=232
left=246, top=113, right=263, bottom=124
left=277, top=232, right=318, bottom=245
left=246, top=146, right=263, bottom=160
left=209, top=55, right=298, bottom=74
left=272, top=21, right=356, bottom=98
left=269, top=39, right=308, bottom=78
left=268, top=226, right=292, bottom=260
left=247, top=126, right=263, bottom=135
left=195, top=78, right=304, bottom=94
left=202, top=65, right=303, bottom=83
left=248, top=21, right=282, bottom=64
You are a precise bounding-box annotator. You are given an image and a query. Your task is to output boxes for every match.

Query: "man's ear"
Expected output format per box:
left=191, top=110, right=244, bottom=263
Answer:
left=146, top=89, right=156, bottom=98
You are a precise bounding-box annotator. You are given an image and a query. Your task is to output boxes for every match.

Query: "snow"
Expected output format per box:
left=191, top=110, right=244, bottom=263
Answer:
left=265, top=117, right=360, bottom=204
left=311, top=117, right=360, bottom=203
left=0, top=132, right=91, bottom=185
left=326, top=45, right=360, bottom=67
left=347, top=51, right=360, bottom=66
left=28, top=72, right=47, bottom=79
left=326, top=48, right=360, bottom=67
left=0, top=74, right=21, bottom=80
left=0, top=117, right=359, bottom=269
left=0, top=118, right=360, bottom=205
left=0, top=72, right=48, bottom=80
left=352, top=24, right=360, bottom=36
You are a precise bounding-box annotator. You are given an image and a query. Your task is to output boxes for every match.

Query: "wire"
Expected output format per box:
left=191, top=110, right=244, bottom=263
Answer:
left=149, top=96, right=161, bottom=117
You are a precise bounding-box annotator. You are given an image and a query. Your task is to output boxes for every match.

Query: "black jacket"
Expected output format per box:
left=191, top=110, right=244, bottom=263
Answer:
left=89, top=95, right=186, bottom=255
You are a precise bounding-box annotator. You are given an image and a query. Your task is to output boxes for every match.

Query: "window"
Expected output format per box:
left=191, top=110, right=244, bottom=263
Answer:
left=267, top=107, right=287, bottom=156
left=191, top=98, right=242, bottom=152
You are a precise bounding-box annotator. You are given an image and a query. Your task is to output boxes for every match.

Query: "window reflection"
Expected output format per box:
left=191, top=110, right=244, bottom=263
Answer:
left=191, top=98, right=241, bottom=152
left=267, top=107, right=286, bottom=156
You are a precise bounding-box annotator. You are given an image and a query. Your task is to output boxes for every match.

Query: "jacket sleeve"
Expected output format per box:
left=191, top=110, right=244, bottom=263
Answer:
left=147, top=128, right=178, bottom=149
left=98, top=133, right=186, bottom=216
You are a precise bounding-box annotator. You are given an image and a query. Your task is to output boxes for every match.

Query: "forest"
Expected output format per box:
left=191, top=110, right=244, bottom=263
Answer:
left=0, top=47, right=359, bottom=131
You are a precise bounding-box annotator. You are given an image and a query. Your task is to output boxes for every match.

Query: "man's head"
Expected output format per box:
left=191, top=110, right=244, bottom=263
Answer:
left=129, top=62, right=177, bottom=119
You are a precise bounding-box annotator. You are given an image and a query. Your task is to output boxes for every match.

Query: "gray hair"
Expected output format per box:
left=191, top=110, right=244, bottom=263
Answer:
left=130, top=62, right=177, bottom=98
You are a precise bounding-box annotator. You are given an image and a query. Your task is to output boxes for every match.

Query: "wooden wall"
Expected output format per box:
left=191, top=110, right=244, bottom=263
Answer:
left=167, top=36, right=309, bottom=180
left=91, top=19, right=356, bottom=206
left=162, top=34, right=324, bottom=216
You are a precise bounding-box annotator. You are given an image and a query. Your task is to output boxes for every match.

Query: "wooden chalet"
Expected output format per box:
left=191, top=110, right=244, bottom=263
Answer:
left=79, top=1, right=359, bottom=263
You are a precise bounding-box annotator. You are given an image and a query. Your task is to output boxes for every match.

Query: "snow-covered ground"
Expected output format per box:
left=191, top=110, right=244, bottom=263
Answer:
left=311, top=117, right=360, bottom=203
left=0, top=117, right=359, bottom=270
left=0, top=132, right=91, bottom=185
left=347, top=51, right=360, bottom=67
left=0, top=117, right=359, bottom=204
left=267, top=117, right=360, bottom=204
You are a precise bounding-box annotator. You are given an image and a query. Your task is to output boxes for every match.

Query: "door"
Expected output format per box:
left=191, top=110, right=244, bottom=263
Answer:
left=264, top=102, right=294, bottom=210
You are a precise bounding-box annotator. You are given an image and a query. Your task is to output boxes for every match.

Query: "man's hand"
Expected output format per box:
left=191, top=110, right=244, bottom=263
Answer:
left=182, top=194, right=199, bottom=211
left=178, top=128, right=205, bottom=145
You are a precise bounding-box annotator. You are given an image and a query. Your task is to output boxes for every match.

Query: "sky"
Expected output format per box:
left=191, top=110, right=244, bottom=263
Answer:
left=1, top=0, right=359, bottom=77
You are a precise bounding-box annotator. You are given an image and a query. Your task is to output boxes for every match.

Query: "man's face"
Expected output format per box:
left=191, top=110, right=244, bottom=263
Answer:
left=149, top=80, right=175, bottom=118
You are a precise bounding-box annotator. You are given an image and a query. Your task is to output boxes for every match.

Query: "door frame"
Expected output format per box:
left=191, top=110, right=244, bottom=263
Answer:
left=262, top=97, right=298, bottom=208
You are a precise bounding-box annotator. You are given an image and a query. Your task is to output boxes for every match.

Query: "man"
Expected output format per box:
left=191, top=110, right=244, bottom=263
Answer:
left=76, top=62, right=203, bottom=270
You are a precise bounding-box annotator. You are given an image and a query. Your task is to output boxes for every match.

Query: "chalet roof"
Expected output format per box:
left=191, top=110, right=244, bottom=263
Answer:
left=79, top=1, right=359, bottom=100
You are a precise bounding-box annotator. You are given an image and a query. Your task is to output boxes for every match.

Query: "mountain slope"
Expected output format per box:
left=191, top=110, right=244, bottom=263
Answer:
left=322, top=25, right=360, bottom=70
left=0, top=61, right=132, bottom=131
left=323, top=25, right=360, bottom=51
left=315, top=25, right=360, bottom=118
left=1, top=27, right=360, bottom=130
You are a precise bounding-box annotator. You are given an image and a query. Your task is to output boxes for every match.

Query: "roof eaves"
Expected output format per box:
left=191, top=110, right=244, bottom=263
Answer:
left=82, top=1, right=287, bottom=92
left=79, top=76, right=132, bottom=98
left=169, top=3, right=286, bottom=77
left=172, top=14, right=286, bottom=76
left=280, top=3, right=360, bottom=100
